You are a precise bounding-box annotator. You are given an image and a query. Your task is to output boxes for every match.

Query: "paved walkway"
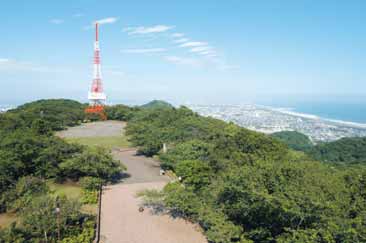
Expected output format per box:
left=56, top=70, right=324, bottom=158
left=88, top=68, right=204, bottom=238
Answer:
left=58, top=121, right=207, bottom=243
left=100, top=151, right=206, bottom=243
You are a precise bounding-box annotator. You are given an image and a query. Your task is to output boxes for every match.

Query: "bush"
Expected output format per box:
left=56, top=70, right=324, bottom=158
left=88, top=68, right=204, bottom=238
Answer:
left=61, top=219, right=95, bottom=243
left=6, top=176, right=48, bottom=212
left=81, top=190, right=98, bottom=204
left=60, top=148, right=125, bottom=182
left=175, top=160, right=212, bottom=191
left=20, top=195, right=82, bottom=242
left=79, top=177, right=103, bottom=191
left=159, top=139, right=212, bottom=170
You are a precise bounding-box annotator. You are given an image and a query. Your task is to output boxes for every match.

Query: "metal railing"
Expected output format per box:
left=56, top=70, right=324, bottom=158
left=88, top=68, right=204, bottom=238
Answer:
left=93, top=184, right=103, bottom=243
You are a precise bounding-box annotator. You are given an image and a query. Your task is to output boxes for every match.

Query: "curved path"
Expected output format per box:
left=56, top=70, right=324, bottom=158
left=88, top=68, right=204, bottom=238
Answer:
left=58, top=121, right=207, bottom=243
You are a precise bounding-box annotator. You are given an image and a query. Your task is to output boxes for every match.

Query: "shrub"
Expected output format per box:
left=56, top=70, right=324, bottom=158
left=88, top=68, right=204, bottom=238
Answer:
left=60, top=148, right=125, bottom=182
left=79, top=177, right=103, bottom=191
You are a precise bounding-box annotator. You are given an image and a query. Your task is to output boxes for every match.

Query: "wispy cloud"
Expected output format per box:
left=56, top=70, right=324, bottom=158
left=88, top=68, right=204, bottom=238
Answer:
left=180, top=41, right=208, bottom=48
left=123, top=25, right=174, bottom=35
left=190, top=46, right=213, bottom=53
left=95, top=17, right=118, bottom=25
left=50, top=19, right=64, bottom=24
left=84, top=17, right=119, bottom=30
left=172, top=33, right=184, bottom=38
left=164, top=56, right=203, bottom=67
left=121, top=48, right=167, bottom=54
left=174, top=38, right=190, bottom=43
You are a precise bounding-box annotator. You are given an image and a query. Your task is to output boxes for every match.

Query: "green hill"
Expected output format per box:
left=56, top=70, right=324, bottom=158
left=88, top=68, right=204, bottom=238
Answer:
left=308, top=136, right=366, bottom=164
left=271, top=130, right=313, bottom=151
left=127, top=105, right=366, bottom=242
left=140, top=100, right=173, bottom=109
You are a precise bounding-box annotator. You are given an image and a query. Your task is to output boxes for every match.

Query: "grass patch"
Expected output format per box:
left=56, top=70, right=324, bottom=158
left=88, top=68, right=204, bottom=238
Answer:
left=48, top=181, right=83, bottom=200
left=66, top=136, right=130, bottom=150
left=48, top=182, right=98, bottom=215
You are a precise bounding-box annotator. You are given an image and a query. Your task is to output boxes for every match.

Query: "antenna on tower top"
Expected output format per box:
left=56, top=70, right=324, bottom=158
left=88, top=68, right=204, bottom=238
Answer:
left=95, top=22, right=98, bottom=42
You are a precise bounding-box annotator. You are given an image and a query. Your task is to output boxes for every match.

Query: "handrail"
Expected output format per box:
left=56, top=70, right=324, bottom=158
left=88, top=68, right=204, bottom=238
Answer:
left=93, top=184, right=103, bottom=243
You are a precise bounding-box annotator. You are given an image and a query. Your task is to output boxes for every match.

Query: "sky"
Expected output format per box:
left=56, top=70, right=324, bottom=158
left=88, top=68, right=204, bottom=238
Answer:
left=1, top=0, right=366, bottom=105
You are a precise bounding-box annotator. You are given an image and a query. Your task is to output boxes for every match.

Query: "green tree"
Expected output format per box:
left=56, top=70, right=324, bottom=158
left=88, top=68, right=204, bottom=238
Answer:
left=60, top=147, right=125, bottom=182
left=175, top=160, right=212, bottom=191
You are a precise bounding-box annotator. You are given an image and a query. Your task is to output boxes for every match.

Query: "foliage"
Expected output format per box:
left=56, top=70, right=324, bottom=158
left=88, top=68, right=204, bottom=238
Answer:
left=308, top=137, right=366, bottom=164
left=6, top=176, right=49, bottom=212
left=79, top=177, right=101, bottom=204
left=60, top=219, right=95, bottom=243
left=81, top=190, right=98, bottom=204
left=0, top=223, right=28, bottom=243
left=105, top=104, right=138, bottom=121
left=159, top=139, right=212, bottom=170
left=60, top=147, right=125, bottom=182
left=271, top=131, right=313, bottom=151
left=175, top=160, right=212, bottom=191
left=79, top=177, right=103, bottom=191
left=127, top=106, right=366, bottom=243
left=0, top=99, right=123, bottom=241
left=140, top=100, right=173, bottom=109
left=8, top=99, right=85, bottom=131
left=19, top=195, right=86, bottom=242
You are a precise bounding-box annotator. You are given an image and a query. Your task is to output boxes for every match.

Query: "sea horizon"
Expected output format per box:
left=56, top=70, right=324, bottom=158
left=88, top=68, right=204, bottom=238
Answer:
left=2, top=98, right=366, bottom=125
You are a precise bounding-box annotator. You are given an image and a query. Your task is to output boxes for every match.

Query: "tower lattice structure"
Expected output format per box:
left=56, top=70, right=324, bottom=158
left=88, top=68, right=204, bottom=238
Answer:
left=85, top=22, right=107, bottom=120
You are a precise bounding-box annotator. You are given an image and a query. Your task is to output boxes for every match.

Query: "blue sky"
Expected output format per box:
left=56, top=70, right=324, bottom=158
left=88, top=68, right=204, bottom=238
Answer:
left=1, top=0, right=366, bottom=105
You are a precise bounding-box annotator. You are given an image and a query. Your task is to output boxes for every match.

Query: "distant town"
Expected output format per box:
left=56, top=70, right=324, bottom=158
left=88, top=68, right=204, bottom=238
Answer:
left=188, top=104, right=366, bottom=142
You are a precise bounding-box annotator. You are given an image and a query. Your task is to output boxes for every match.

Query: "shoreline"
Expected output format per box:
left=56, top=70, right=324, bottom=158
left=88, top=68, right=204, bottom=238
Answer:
left=269, top=107, right=366, bottom=129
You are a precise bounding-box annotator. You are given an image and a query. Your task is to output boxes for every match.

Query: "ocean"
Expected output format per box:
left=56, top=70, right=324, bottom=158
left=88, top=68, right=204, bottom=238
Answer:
left=258, top=99, right=366, bottom=124
left=2, top=97, right=366, bottom=124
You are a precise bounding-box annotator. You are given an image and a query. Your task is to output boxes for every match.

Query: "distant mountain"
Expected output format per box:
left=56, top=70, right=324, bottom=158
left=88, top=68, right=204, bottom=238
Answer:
left=308, top=137, right=366, bottom=164
left=271, top=131, right=313, bottom=151
left=141, top=100, right=173, bottom=109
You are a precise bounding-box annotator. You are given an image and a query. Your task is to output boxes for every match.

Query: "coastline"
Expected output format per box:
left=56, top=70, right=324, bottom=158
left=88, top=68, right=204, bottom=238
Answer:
left=269, top=106, right=366, bottom=129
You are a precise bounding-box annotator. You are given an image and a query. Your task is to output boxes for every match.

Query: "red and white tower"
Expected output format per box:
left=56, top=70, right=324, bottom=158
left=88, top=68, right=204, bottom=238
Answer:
left=88, top=22, right=106, bottom=105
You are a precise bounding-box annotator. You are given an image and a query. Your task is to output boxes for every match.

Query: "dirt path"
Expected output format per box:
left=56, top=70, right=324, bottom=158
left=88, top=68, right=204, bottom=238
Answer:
left=58, top=121, right=207, bottom=243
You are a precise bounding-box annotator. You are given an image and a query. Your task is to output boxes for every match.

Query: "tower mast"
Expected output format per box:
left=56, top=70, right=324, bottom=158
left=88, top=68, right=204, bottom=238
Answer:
left=85, top=22, right=107, bottom=120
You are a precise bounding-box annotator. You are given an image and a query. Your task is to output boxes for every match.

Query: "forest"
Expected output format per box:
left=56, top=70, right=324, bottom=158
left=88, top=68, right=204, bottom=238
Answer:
left=1, top=99, right=366, bottom=243
left=271, top=130, right=366, bottom=165
left=126, top=106, right=366, bottom=243
left=0, top=100, right=124, bottom=243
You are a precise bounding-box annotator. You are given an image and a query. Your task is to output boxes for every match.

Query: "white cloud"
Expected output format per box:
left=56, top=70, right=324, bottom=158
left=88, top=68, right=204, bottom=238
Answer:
left=190, top=46, right=213, bottom=53
left=123, top=25, right=174, bottom=35
left=0, top=58, right=10, bottom=63
left=164, top=56, right=203, bottom=67
left=172, top=33, right=184, bottom=38
left=180, top=41, right=208, bottom=48
left=95, top=17, right=118, bottom=25
left=84, top=17, right=119, bottom=30
left=121, top=48, right=167, bottom=54
left=174, top=38, right=190, bottom=43
left=50, top=19, right=64, bottom=24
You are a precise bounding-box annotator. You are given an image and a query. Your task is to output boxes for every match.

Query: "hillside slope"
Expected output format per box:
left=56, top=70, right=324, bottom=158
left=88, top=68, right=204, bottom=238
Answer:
left=308, top=136, right=366, bottom=164
left=271, top=130, right=313, bottom=151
